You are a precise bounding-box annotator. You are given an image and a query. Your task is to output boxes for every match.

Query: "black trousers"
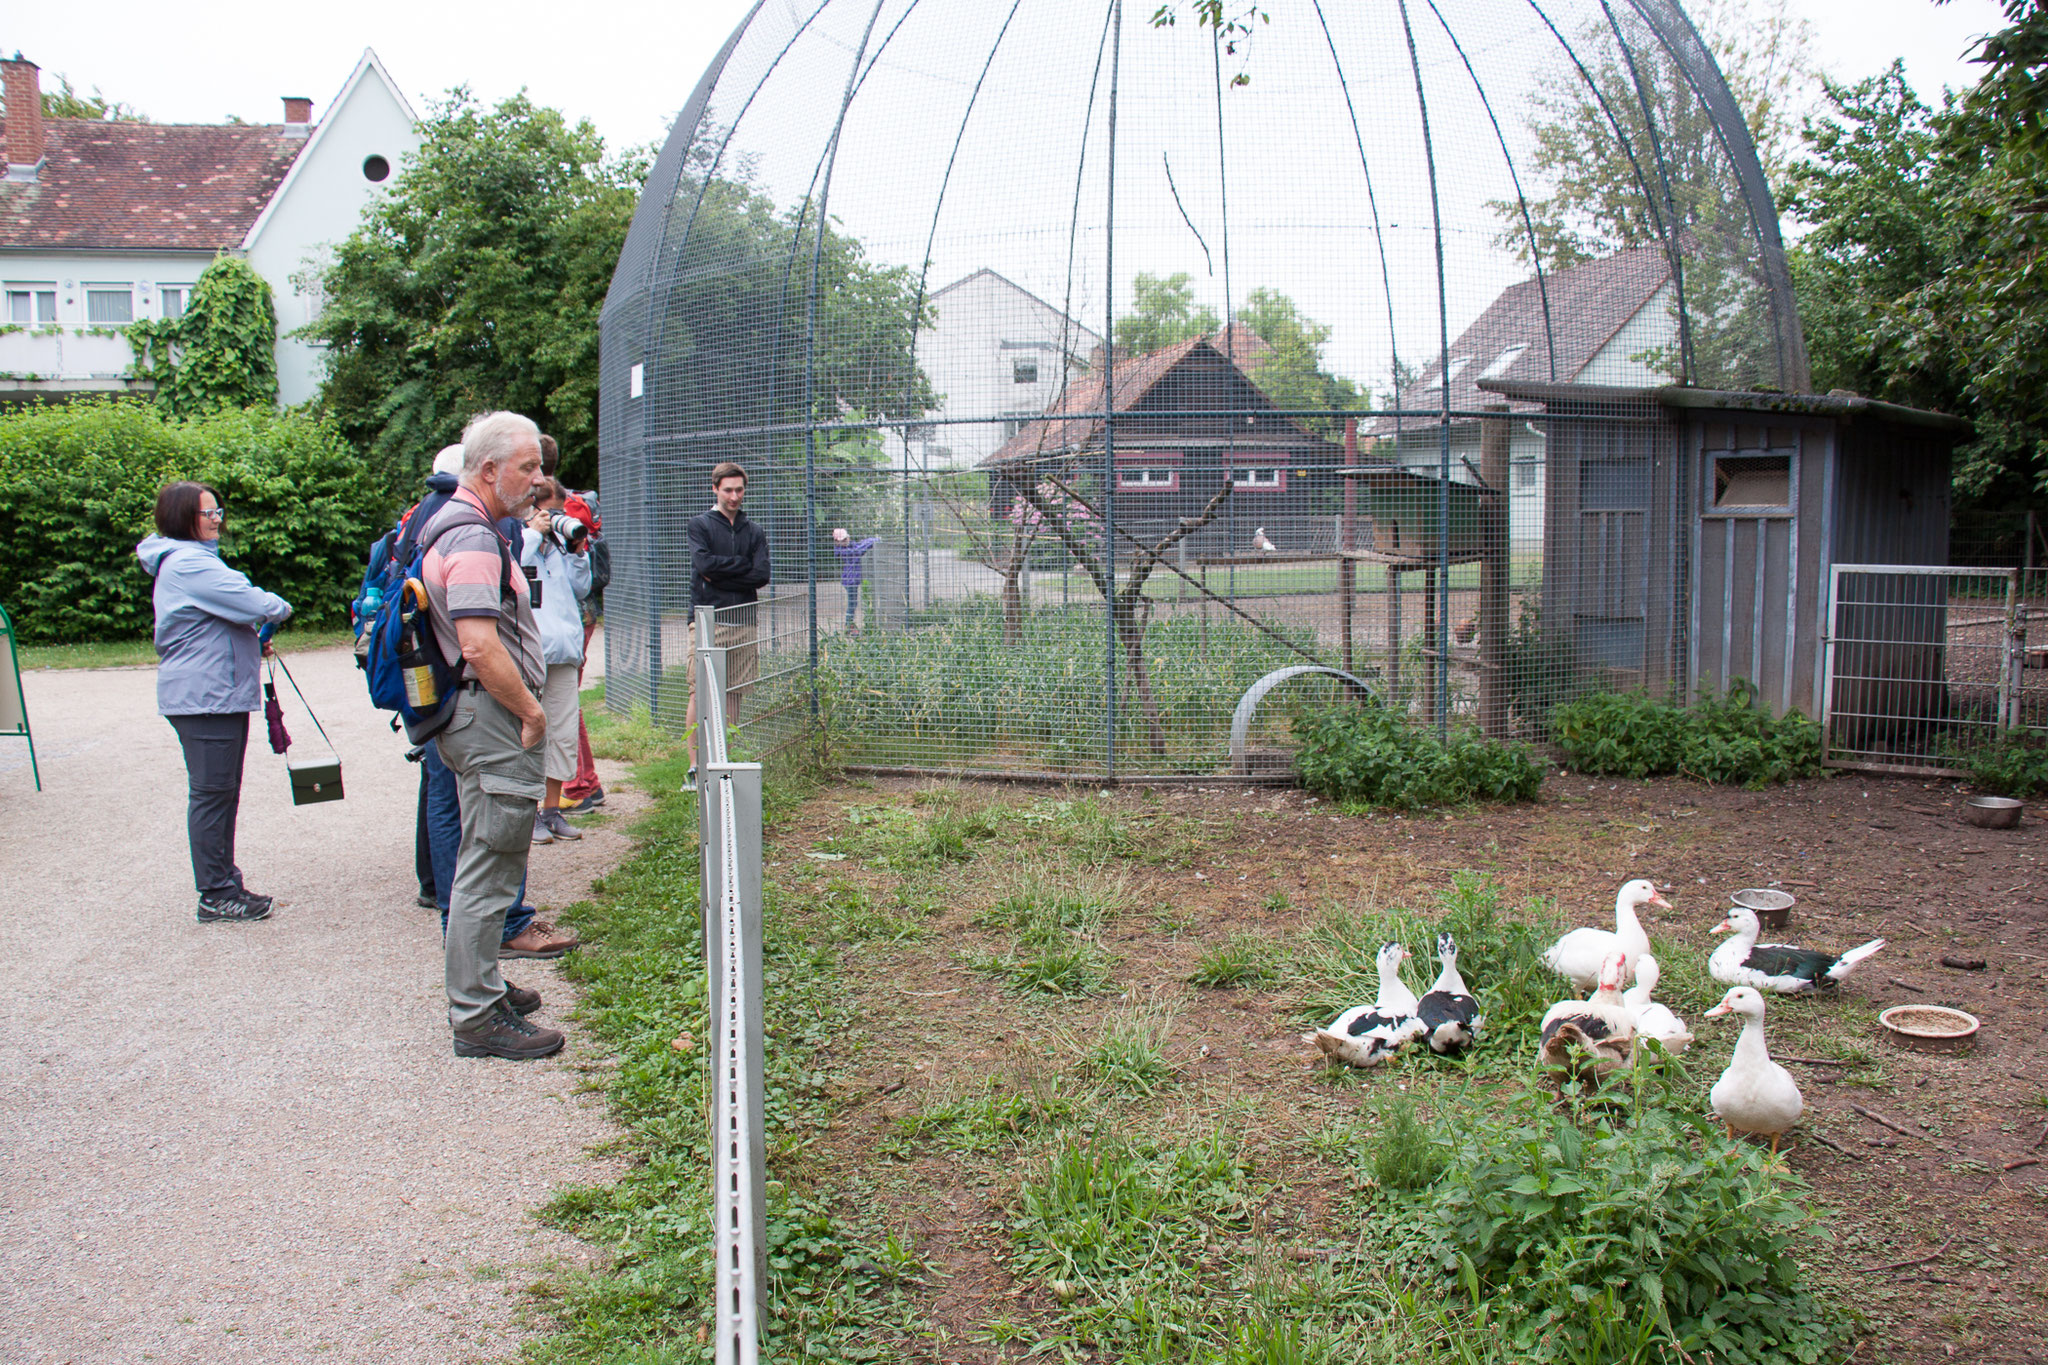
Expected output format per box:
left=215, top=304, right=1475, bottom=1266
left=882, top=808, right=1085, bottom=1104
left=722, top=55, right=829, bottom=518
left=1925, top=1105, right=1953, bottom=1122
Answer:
left=166, top=712, right=249, bottom=897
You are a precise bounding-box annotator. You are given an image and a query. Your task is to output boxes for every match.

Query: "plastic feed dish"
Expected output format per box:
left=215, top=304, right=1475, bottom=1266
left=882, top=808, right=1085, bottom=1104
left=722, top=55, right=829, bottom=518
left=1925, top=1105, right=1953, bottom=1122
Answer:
left=1878, top=1005, right=1980, bottom=1054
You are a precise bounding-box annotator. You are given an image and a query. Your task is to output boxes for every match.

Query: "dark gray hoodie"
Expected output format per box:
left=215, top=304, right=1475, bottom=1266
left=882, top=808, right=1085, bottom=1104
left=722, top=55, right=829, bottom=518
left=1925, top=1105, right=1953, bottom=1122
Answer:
left=135, top=535, right=293, bottom=716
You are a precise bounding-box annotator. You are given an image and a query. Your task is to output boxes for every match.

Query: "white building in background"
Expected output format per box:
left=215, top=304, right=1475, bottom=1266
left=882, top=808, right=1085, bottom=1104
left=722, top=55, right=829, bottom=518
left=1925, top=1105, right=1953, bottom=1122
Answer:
left=0, top=49, right=418, bottom=407
left=887, top=268, right=1104, bottom=472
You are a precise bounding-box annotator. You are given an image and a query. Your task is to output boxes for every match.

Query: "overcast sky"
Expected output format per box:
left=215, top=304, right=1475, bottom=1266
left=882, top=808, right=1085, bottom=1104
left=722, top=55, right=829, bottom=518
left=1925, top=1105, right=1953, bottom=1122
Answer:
left=3, top=0, right=2014, bottom=153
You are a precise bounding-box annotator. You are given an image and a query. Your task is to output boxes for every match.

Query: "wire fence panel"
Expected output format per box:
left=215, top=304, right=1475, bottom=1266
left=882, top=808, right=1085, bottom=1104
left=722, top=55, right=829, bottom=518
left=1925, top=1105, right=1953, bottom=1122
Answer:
left=1823, top=566, right=2048, bottom=775
left=600, top=0, right=1816, bottom=778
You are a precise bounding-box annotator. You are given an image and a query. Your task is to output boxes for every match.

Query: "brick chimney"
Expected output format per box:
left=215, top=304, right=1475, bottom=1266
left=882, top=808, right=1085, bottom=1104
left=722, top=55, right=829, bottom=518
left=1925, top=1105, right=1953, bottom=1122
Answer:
left=282, top=96, right=312, bottom=124
left=3, top=54, right=46, bottom=183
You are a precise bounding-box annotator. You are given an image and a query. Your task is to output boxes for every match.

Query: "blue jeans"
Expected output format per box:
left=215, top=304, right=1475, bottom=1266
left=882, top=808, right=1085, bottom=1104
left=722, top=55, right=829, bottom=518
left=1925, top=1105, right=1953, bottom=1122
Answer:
left=845, top=581, right=860, bottom=629
left=421, top=741, right=533, bottom=942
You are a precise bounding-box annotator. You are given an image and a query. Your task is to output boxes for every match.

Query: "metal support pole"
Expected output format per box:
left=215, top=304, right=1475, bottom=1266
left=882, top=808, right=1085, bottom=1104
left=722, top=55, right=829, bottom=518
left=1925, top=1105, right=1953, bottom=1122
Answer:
left=1479, top=403, right=1510, bottom=737
left=705, top=761, right=767, bottom=1353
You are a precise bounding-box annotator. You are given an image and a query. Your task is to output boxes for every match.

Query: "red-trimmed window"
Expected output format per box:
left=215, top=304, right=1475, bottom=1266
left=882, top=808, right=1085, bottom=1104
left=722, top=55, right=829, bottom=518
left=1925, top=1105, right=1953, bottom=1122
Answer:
left=1118, top=465, right=1179, bottom=491
left=1230, top=463, right=1284, bottom=491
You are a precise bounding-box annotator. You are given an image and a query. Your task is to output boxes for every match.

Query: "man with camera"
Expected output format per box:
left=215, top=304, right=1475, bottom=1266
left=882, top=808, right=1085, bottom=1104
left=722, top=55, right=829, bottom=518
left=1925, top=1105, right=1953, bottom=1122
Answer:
left=521, top=477, right=594, bottom=844
left=684, top=462, right=770, bottom=760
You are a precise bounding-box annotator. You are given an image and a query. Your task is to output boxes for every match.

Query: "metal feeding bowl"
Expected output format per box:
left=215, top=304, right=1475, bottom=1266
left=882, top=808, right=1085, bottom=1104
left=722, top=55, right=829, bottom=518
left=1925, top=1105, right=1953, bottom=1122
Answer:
left=1732, top=888, right=1796, bottom=933
left=1879, top=1005, right=1981, bottom=1054
left=1964, top=796, right=2024, bottom=829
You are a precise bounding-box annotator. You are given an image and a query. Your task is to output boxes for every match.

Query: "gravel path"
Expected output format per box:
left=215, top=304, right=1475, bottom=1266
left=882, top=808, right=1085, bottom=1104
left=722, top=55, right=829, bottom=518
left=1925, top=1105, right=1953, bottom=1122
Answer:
left=0, top=645, right=639, bottom=1364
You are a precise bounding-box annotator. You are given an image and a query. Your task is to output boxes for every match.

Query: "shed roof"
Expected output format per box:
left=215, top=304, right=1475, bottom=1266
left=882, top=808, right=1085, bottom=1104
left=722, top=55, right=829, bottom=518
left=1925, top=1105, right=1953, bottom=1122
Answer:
left=1372, top=247, right=1671, bottom=433
left=1478, top=378, right=1973, bottom=436
left=0, top=118, right=305, bottom=252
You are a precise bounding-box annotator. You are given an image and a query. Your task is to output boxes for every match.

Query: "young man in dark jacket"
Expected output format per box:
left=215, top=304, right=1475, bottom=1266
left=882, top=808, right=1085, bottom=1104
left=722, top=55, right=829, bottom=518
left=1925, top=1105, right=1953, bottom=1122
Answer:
left=684, top=461, right=771, bottom=754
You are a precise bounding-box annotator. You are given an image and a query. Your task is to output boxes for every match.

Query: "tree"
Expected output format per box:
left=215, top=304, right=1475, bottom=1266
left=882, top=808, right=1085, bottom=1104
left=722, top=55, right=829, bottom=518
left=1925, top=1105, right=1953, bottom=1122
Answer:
left=39, top=74, right=147, bottom=122
left=1116, top=271, right=1218, bottom=353
left=304, top=90, right=643, bottom=487
left=127, top=255, right=279, bottom=418
left=1233, top=287, right=1361, bottom=431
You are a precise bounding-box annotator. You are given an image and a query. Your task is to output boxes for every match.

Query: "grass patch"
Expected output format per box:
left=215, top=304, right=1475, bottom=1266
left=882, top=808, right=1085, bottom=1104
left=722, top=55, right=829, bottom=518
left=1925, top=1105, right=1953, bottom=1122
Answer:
left=885, top=1068, right=1086, bottom=1156
left=966, top=939, right=1117, bottom=996
left=580, top=681, right=671, bottom=765
left=1189, top=932, right=1286, bottom=989
left=17, top=625, right=353, bottom=670
left=823, top=796, right=1000, bottom=868
left=523, top=740, right=921, bottom=1362
left=1069, top=1002, right=1180, bottom=1097
left=974, top=863, right=1132, bottom=942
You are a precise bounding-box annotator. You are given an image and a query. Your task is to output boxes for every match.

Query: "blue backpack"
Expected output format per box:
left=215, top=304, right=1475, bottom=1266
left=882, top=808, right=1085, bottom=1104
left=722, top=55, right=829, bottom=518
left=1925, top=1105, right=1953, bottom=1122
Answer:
left=353, top=480, right=512, bottom=744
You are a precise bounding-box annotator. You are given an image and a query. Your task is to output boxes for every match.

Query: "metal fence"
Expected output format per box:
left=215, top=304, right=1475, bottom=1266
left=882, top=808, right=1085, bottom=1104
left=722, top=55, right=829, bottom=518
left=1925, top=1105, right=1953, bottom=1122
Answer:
left=598, top=0, right=1820, bottom=779
left=1823, top=566, right=2048, bottom=776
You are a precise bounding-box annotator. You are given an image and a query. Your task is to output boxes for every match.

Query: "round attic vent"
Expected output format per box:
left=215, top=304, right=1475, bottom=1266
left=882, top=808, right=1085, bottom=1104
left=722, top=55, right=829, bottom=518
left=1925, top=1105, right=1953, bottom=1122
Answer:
left=362, top=154, right=391, bottom=183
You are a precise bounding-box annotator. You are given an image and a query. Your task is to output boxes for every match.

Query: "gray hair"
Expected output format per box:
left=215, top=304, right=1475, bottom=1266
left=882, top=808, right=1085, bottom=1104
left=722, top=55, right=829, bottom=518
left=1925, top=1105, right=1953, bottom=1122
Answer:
left=460, top=411, right=541, bottom=479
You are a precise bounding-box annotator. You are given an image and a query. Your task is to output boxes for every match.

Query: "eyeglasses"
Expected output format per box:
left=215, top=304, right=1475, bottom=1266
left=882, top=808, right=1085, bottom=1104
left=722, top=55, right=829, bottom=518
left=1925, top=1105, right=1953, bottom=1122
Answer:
left=199, top=508, right=226, bottom=522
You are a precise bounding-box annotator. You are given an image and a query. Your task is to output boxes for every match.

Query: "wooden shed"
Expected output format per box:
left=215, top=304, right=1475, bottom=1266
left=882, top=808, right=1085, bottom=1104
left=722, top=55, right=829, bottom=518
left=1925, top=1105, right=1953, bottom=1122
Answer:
left=1480, top=380, right=1969, bottom=720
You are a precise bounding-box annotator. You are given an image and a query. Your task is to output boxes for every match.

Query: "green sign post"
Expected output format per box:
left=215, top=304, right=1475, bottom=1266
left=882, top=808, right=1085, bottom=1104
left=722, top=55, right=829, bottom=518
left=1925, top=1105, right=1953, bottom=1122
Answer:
left=0, top=603, right=40, bottom=791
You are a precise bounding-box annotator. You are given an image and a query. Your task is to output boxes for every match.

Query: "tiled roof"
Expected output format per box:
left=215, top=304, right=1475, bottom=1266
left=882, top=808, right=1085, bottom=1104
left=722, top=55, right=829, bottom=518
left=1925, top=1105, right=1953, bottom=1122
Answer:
left=982, top=325, right=1284, bottom=467
left=0, top=118, right=305, bottom=251
left=1371, top=247, right=1672, bottom=433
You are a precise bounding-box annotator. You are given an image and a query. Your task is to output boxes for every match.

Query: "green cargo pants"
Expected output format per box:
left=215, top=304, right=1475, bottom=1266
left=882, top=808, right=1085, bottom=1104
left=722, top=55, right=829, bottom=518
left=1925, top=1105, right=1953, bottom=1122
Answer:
left=434, top=687, right=546, bottom=1032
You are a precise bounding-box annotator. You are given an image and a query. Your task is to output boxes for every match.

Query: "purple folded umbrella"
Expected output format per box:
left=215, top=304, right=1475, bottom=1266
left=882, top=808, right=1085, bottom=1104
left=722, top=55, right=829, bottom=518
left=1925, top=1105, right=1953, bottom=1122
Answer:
left=264, top=670, right=292, bottom=755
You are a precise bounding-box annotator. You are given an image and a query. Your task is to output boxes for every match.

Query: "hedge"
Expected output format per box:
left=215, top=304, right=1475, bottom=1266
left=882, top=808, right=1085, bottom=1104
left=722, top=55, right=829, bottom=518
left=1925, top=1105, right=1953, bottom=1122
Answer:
left=0, top=399, right=397, bottom=644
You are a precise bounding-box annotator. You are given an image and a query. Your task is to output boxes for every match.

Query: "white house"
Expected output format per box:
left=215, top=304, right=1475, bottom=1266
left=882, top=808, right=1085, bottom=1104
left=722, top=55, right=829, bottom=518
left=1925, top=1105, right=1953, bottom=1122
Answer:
left=886, top=268, right=1104, bottom=472
left=1373, top=247, right=1676, bottom=550
left=0, top=49, right=418, bottom=407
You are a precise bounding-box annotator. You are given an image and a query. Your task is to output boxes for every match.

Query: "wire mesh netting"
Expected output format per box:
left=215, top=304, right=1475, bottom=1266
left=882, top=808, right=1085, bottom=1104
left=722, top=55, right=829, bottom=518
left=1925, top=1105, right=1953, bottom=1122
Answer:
left=600, top=0, right=1816, bottom=778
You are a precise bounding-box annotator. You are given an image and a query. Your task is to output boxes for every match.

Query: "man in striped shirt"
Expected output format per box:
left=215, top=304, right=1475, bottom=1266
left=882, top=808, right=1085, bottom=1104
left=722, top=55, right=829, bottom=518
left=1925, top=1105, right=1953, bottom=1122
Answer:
left=420, top=411, right=565, bottom=1060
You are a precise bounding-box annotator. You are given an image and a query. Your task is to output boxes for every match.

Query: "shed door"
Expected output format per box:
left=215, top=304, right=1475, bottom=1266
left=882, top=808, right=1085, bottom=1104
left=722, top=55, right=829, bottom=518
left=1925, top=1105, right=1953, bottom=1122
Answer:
left=1575, top=454, right=1650, bottom=677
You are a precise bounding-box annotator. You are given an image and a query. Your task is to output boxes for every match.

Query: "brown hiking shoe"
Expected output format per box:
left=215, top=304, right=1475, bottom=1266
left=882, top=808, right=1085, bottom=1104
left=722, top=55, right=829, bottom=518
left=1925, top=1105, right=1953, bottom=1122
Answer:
left=453, top=1003, right=564, bottom=1060
left=503, top=979, right=542, bottom=1015
left=501, top=921, right=579, bottom=959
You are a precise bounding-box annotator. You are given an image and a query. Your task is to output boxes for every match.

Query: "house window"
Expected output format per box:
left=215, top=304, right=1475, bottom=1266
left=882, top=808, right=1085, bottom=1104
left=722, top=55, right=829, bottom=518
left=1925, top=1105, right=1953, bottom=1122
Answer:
left=1512, top=460, right=1537, bottom=492
left=160, top=286, right=192, bottom=320
left=85, top=285, right=134, bottom=324
left=1013, top=357, right=1038, bottom=384
left=5, top=285, right=57, bottom=323
left=1479, top=344, right=1528, bottom=380
left=1118, top=466, right=1178, bottom=490
left=1231, top=465, right=1282, bottom=490
left=1712, top=455, right=1791, bottom=511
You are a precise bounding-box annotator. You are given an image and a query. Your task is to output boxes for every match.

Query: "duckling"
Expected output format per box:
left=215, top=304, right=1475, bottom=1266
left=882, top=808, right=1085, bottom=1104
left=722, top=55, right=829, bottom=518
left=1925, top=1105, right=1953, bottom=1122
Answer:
left=1703, top=986, right=1803, bottom=1154
left=1622, top=952, right=1693, bottom=1059
left=1709, top=905, right=1885, bottom=994
left=1415, top=931, right=1483, bottom=1056
left=1543, top=880, right=1669, bottom=990
left=1537, top=950, right=1635, bottom=1089
left=1314, top=942, right=1424, bottom=1068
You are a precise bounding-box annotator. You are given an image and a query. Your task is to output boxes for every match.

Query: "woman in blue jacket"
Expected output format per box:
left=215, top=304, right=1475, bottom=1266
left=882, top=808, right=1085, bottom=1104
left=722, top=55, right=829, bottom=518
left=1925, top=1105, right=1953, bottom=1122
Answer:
left=136, top=482, right=294, bottom=923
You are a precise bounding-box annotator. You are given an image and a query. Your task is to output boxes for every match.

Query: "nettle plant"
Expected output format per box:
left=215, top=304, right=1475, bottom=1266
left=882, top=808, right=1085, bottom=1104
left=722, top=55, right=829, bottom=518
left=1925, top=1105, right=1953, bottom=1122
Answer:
left=1550, top=682, right=1822, bottom=789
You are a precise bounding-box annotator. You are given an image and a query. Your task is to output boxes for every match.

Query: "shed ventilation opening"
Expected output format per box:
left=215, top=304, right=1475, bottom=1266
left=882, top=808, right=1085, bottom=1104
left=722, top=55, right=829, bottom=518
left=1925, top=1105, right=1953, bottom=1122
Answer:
left=1713, top=455, right=1790, bottom=510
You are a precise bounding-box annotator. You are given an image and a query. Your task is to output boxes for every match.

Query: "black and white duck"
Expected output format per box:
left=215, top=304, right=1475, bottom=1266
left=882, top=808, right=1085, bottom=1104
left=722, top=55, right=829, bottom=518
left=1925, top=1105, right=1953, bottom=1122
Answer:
left=1537, top=949, right=1635, bottom=1085
left=1708, top=904, right=1885, bottom=994
left=1542, top=879, right=1669, bottom=990
left=1415, top=931, right=1483, bottom=1056
left=1703, top=986, right=1803, bottom=1153
left=1314, top=942, right=1425, bottom=1068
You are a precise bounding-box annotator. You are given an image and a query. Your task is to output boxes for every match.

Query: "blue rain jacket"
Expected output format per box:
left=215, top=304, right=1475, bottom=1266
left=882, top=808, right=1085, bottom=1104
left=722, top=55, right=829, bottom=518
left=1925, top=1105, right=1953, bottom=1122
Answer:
left=521, top=527, right=593, bottom=666
left=136, top=535, right=293, bottom=716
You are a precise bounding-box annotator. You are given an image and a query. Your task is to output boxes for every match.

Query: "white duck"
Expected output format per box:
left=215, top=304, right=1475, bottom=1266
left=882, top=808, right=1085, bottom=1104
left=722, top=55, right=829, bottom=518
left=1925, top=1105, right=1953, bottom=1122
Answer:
left=1709, top=905, right=1886, bottom=995
left=1622, top=952, right=1693, bottom=1059
left=1542, top=879, right=1669, bottom=990
left=1703, top=986, right=1803, bottom=1153
left=1415, top=931, right=1483, bottom=1056
left=1536, top=950, right=1635, bottom=1087
left=1314, top=942, right=1424, bottom=1068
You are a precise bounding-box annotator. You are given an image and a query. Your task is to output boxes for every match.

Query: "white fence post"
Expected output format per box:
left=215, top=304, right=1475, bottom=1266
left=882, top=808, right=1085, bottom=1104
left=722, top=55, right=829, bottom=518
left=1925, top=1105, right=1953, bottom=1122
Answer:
left=696, top=607, right=767, bottom=1360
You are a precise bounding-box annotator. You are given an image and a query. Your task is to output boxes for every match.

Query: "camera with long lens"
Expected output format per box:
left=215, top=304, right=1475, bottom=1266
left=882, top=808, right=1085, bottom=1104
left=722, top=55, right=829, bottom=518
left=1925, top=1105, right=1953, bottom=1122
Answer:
left=545, top=511, right=588, bottom=552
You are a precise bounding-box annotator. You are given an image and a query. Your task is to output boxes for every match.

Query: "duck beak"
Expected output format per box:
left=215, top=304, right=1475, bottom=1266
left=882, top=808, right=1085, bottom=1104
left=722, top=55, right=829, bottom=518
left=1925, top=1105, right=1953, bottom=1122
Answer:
left=1649, top=892, right=1672, bottom=910
left=1710, top=920, right=1731, bottom=935
left=1703, top=1002, right=1731, bottom=1017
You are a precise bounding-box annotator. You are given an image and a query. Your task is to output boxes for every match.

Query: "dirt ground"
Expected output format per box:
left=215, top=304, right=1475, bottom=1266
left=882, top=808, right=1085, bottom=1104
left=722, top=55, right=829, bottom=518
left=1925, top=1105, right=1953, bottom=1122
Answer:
left=765, top=768, right=2048, bottom=1364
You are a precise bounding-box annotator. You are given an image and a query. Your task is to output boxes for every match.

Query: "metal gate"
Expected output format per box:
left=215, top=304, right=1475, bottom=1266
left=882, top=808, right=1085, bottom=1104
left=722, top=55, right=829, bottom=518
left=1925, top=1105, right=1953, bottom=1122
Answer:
left=1822, top=564, right=2047, bottom=775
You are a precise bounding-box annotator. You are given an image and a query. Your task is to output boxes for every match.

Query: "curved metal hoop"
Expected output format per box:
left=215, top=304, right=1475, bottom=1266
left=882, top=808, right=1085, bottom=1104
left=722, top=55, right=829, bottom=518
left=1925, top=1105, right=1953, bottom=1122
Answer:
left=1229, top=665, right=1380, bottom=775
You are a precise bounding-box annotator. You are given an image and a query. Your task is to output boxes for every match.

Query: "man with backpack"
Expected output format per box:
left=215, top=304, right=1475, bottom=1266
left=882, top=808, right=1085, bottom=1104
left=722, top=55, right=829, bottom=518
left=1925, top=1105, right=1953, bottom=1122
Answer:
left=416, top=412, right=564, bottom=1061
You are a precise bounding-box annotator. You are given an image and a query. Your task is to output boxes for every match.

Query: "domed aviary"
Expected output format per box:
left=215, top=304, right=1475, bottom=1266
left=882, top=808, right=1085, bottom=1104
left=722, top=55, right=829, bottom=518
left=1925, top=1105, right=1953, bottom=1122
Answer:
left=601, top=0, right=1814, bottom=775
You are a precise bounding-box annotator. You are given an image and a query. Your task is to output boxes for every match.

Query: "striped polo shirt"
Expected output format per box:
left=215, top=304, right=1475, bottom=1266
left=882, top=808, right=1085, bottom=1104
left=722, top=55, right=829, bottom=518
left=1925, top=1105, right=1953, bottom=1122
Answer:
left=419, top=486, right=545, bottom=693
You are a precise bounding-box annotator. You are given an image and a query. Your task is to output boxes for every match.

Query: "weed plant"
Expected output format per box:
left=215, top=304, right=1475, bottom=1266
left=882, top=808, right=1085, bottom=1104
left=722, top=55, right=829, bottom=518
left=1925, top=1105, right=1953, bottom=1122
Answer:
left=1552, top=681, right=1823, bottom=788
left=1071, top=1003, right=1180, bottom=1096
left=967, top=939, right=1117, bottom=995
left=1370, top=1099, right=1448, bottom=1192
left=1189, top=933, right=1287, bottom=989
left=1399, top=1074, right=1854, bottom=1365
left=1945, top=727, right=2048, bottom=797
left=886, top=1070, right=1085, bottom=1156
left=1293, top=703, right=1546, bottom=810
left=824, top=799, right=997, bottom=868
left=975, top=865, right=1132, bottom=942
